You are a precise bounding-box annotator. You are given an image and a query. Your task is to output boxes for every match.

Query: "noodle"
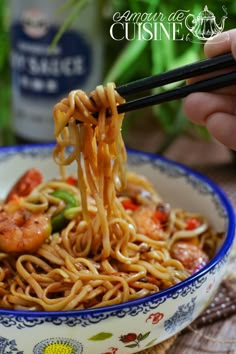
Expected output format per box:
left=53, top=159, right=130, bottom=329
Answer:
left=0, top=83, right=221, bottom=311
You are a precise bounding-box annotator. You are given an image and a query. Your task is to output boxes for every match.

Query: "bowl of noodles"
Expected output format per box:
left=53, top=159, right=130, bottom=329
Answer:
left=0, top=84, right=235, bottom=353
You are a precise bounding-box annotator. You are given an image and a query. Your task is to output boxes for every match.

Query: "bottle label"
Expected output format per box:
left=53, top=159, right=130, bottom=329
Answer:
left=10, top=7, right=97, bottom=141
left=11, top=13, right=92, bottom=99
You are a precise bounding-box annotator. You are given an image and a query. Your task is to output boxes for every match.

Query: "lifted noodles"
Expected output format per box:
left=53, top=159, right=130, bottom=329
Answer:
left=0, top=83, right=219, bottom=311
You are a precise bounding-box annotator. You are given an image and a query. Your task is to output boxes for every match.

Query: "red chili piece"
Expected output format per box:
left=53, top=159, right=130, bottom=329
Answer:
left=121, top=199, right=139, bottom=211
left=185, top=218, right=201, bottom=230
left=66, top=175, right=78, bottom=186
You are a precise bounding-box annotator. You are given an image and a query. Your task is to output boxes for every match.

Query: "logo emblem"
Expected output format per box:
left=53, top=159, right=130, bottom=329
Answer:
left=185, top=5, right=228, bottom=41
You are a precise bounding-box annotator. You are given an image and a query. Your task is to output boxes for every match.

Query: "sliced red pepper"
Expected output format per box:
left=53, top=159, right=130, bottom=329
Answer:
left=66, top=175, right=78, bottom=186
left=153, top=209, right=168, bottom=223
left=121, top=199, right=139, bottom=211
left=185, top=218, right=201, bottom=230
left=5, top=168, right=43, bottom=202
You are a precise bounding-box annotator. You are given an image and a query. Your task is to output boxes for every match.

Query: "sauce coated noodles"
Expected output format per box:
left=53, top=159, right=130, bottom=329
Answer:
left=0, top=83, right=220, bottom=311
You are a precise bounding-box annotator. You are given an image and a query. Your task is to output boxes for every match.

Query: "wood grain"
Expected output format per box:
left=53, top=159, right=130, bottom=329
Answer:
left=167, top=315, right=236, bottom=353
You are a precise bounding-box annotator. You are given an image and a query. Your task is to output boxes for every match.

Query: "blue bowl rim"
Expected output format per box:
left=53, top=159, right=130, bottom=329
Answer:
left=0, top=144, right=235, bottom=318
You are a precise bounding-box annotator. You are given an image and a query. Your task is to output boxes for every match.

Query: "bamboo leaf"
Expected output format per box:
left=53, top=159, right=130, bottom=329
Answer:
left=128, top=0, right=142, bottom=12
left=104, top=39, right=148, bottom=83
left=117, top=49, right=150, bottom=84
left=169, top=45, right=199, bottom=71
left=162, top=47, right=199, bottom=90
left=50, top=0, right=87, bottom=48
left=128, top=0, right=159, bottom=12
left=162, top=37, right=174, bottom=70
left=104, top=0, right=160, bottom=83
left=151, top=38, right=165, bottom=76
left=55, top=0, right=80, bottom=14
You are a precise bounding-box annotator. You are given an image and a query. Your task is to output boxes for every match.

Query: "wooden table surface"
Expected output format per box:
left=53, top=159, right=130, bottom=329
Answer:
left=168, top=317, right=236, bottom=353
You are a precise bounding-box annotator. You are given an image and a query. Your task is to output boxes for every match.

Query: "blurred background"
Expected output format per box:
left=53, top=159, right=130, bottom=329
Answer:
left=0, top=0, right=235, bottom=165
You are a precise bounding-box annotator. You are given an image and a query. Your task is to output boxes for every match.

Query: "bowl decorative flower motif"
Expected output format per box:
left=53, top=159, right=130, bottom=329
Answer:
left=0, top=145, right=235, bottom=354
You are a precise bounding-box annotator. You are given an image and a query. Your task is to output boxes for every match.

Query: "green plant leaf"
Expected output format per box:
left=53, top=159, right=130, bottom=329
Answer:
left=55, top=0, right=79, bottom=14
left=88, top=332, right=113, bottom=341
left=104, top=39, right=148, bottom=83
left=138, top=331, right=151, bottom=341
left=125, top=343, right=138, bottom=348
left=104, top=0, right=159, bottom=83
left=151, top=37, right=165, bottom=76
left=50, top=0, right=87, bottom=48
left=192, top=123, right=210, bottom=140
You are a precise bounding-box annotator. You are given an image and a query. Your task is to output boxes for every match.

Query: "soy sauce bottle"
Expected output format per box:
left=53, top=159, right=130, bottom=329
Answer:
left=10, top=0, right=103, bottom=143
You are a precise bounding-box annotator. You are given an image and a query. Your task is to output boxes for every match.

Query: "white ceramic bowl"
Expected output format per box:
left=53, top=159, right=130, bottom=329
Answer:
left=0, top=144, right=235, bottom=354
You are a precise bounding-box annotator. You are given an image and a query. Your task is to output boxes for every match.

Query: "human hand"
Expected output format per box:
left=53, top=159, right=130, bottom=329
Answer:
left=183, top=29, right=236, bottom=150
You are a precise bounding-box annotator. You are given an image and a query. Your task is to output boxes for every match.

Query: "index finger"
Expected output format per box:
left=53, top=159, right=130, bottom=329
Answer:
left=204, top=29, right=236, bottom=58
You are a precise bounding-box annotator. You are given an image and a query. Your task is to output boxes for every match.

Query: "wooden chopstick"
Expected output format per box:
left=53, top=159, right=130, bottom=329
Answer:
left=116, top=52, right=236, bottom=96
left=117, top=69, right=236, bottom=114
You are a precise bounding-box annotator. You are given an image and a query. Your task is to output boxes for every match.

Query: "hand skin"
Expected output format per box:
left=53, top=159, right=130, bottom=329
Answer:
left=183, top=29, right=236, bottom=150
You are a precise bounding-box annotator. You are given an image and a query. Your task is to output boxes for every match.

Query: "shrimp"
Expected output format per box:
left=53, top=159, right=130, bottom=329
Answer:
left=170, top=241, right=209, bottom=274
left=132, top=205, right=166, bottom=240
left=0, top=208, right=51, bottom=253
left=5, top=168, right=43, bottom=203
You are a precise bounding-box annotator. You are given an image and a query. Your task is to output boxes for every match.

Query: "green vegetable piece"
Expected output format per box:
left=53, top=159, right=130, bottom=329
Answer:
left=51, top=189, right=78, bottom=232
left=51, top=189, right=77, bottom=206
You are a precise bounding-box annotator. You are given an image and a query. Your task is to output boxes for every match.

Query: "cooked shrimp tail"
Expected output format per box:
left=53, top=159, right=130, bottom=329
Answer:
left=0, top=208, right=51, bottom=253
